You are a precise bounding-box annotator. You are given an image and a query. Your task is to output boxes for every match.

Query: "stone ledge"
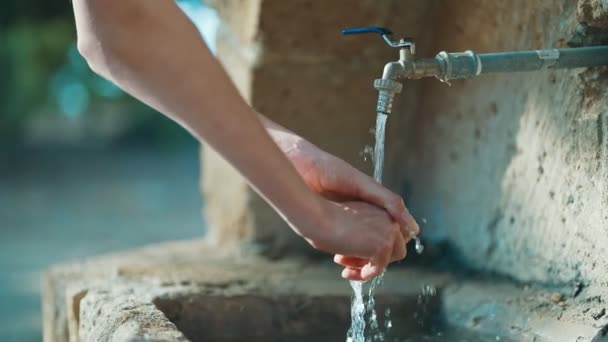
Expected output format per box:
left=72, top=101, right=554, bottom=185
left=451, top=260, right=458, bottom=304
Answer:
left=442, top=279, right=608, bottom=341
left=42, top=239, right=450, bottom=342
left=42, top=240, right=608, bottom=342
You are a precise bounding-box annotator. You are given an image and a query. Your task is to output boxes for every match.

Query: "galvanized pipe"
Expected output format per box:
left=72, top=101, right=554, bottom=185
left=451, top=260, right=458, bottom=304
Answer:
left=374, top=45, right=608, bottom=114
left=435, top=46, right=608, bottom=81
left=342, top=27, right=608, bottom=116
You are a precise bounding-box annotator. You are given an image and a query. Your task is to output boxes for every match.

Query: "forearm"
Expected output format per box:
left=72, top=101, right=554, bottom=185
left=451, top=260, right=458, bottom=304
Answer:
left=258, top=114, right=305, bottom=155
left=72, top=0, right=324, bottom=233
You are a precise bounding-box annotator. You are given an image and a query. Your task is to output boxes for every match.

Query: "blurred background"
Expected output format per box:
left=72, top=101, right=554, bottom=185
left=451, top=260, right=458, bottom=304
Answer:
left=0, top=1, right=219, bottom=340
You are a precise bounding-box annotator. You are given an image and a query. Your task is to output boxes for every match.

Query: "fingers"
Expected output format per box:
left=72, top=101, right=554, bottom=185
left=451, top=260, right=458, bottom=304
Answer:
left=339, top=224, right=406, bottom=281
left=339, top=244, right=390, bottom=281
left=399, top=223, right=414, bottom=244
left=341, top=267, right=365, bottom=281
left=321, top=159, right=420, bottom=237
left=334, top=255, right=368, bottom=268
left=360, top=238, right=392, bottom=281
left=351, top=170, right=400, bottom=217
left=390, top=229, right=407, bottom=262
left=337, top=249, right=403, bottom=280
left=350, top=170, right=420, bottom=236
left=340, top=265, right=381, bottom=281
left=401, top=206, right=420, bottom=236
left=359, top=263, right=384, bottom=281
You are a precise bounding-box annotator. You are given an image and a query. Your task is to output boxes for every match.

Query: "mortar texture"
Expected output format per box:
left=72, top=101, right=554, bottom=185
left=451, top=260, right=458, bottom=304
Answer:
left=396, top=0, right=608, bottom=300
left=200, top=0, right=436, bottom=256
left=43, top=240, right=608, bottom=341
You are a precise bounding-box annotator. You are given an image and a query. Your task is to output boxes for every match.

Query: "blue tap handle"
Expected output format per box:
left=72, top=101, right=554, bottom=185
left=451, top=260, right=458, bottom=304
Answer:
left=341, top=27, right=393, bottom=36
left=341, top=26, right=414, bottom=49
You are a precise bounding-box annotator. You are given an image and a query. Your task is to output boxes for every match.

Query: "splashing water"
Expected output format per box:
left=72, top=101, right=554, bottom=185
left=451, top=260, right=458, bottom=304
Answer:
left=415, top=238, right=424, bottom=254
left=347, top=113, right=424, bottom=342
left=348, top=281, right=366, bottom=342
left=360, top=145, right=374, bottom=162
left=347, top=113, right=389, bottom=342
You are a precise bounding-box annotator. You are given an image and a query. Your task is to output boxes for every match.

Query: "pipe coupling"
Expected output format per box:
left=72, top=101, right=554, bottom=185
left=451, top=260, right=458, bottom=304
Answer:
left=435, top=50, right=481, bottom=82
left=374, top=78, right=403, bottom=114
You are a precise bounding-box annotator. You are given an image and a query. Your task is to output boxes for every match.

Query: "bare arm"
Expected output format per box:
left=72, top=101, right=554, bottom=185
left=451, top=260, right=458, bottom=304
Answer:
left=73, top=0, right=324, bottom=234
left=72, top=0, right=410, bottom=280
left=259, top=113, right=419, bottom=232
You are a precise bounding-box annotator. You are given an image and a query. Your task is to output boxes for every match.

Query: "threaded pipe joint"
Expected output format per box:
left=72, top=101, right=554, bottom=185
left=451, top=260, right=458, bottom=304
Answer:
left=374, top=79, right=403, bottom=115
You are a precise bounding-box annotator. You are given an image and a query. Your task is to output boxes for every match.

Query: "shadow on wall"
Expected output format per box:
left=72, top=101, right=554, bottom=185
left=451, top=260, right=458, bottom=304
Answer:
left=397, top=0, right=608, bottom=291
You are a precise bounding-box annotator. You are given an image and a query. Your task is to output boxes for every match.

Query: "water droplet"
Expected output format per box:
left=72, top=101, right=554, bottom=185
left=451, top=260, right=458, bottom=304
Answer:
left=359, top=145, right=374, bottom=162
left=421, top=217, right=427, bottom=224
left=421, top=284, right=436, bottom=296
left=415, top=237, right=424, bottom=254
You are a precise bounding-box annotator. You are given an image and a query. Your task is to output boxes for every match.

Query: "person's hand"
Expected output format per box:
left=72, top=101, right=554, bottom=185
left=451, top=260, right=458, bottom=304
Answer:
left=285, top=138, right=419, bottom=232
left=261, top=115, right=419, bottom=279
left=296, top=199, right=410, bottom=281
left=284, top=140, right=420, bottom=280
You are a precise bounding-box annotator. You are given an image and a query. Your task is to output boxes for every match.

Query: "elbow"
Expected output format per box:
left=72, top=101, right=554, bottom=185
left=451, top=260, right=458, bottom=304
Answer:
left=74, top=1, right=134, bottom=76
left=75, top=20, right=122, bottom=78
left=76, top=25, right=131, bottom=80
left=77, top=34, right=104, bottom=73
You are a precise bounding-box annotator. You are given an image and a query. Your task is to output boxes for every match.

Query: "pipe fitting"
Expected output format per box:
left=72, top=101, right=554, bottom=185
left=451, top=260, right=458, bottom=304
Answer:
left=435, top=50, right=481, bottom=82
left=374, top=78, right=403, bottom=115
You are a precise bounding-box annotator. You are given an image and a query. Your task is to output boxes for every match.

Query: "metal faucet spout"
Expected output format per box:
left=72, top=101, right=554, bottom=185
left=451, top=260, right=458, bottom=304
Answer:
left=381, top=62, right=405, bottom=80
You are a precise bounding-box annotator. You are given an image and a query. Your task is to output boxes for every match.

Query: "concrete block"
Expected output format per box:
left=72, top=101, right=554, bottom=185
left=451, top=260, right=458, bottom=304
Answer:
left=396, top=0, right=608, bottom=295
left=442, top=279, right=608, bottom=341
left=42, top=240, right=450, bottom=341
left=200, top=0, right=433, bottom=254
left=42, top=240, right=608, bottom=341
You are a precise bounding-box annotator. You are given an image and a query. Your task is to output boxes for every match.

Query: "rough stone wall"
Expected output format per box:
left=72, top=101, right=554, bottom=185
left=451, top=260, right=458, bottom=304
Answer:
left=398, top=0, right=608, bottom=294
left=201, top=0, right=608, bottom=294
left=202, top=0, right=437, bottom=255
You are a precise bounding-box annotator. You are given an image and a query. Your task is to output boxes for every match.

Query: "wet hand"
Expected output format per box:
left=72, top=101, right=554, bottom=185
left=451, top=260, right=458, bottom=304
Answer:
left=300, top=200, right=415, bottom=281
left=286, top=139, right=419, bottom=234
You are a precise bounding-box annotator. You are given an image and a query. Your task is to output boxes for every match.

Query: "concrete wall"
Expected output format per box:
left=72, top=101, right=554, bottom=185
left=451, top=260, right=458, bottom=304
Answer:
left=397, top=0, right=608, bottom=294
left=202, top=0, right=608, bottom=294
left=202, top=0, right=436, bottom=256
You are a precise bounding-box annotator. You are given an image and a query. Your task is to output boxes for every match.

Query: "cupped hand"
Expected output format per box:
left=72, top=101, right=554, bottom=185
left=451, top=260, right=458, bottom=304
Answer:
left=265, top=119, right=420, bottom=280
left=286, top=139, right=420, bottom=279
left=300, top=200, right=411, bottom=281
left=285, top=139, right=419, bottom=234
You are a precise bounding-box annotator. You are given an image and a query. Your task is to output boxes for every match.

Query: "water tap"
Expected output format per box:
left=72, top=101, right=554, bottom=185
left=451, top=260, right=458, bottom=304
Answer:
left=341, top=27, right=437, bottom=115
left=341, top=26, right=608, bottom=115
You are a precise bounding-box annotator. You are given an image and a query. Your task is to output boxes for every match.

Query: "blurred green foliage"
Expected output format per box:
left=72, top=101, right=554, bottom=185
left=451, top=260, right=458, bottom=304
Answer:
left=1, top=20, right=71, bottom=137
left=0, top=1, right=193, bottom=147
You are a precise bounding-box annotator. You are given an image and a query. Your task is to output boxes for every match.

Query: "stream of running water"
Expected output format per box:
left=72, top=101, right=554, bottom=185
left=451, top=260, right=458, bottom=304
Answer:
left=347, top=112, right=423, bottom=342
